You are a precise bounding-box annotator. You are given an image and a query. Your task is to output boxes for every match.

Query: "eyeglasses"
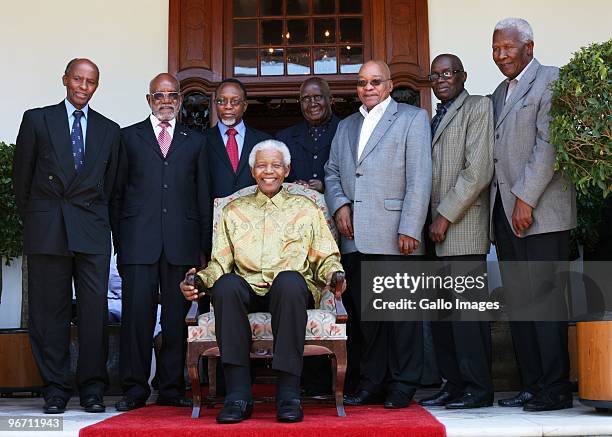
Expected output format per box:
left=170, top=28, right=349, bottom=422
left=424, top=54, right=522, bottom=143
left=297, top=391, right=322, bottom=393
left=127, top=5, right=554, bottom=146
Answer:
left=214, top=98, right=245, bottom=107
left=150, top=92, right=180, bottom=101
left=428, top=70, right=464, bottom=82
left=299, top=95, right=325, bottom=104
left=356, top=79, right=390, bottom=88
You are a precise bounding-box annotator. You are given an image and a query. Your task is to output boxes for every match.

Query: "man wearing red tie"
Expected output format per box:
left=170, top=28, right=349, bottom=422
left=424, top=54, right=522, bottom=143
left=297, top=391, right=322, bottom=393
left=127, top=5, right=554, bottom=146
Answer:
left=111, top=73, right=211, bottom=411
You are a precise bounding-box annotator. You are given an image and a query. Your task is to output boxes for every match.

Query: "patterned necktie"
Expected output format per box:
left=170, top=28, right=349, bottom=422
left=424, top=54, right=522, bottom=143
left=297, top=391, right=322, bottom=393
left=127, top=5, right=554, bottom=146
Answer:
left=430, top=103, right=448, bottom=136
left=226, top=128, right=239, bottom=172
left=158, top=121, right=171, bottom=158
left=71, top=110, right=85, bottom=171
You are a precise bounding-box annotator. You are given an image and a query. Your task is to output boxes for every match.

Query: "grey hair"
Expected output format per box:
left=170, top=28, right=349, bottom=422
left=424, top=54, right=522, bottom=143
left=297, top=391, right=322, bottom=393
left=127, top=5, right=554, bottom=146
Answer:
left=248, top=139, right=292, bottom=168
left=494, top=18, right=534, bottom=43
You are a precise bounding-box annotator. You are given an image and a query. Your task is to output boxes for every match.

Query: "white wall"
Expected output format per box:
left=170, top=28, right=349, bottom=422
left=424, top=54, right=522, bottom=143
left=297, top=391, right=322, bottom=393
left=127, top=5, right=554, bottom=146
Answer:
left=428, top=0, right=612, bottom=101
left=0, top=0, right=169, bottom=143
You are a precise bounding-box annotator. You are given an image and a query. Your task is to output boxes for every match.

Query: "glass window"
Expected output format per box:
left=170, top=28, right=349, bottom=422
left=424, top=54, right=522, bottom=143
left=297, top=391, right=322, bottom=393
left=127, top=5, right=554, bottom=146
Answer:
left=313, top=0, right=335, bottom=14
left=234, top=49, right=258, bottom=76
left=339, top=18, right=362, bottom=43
left=287, top=48, right=311, bottom=75
left=261, top=0, right=282, bottom=16
left=314, top=18, right=336, bottom=43
left=261, top=20, right=284, bottom=45
left=261, top=48, right=285, bottom=75
left=339, top=0, right=362, bottom=13
left=287, top=19, right=310, bottom=45
left=340, top=45, right=363, bottom=73
left=314, top=47, right=337, bottom=74
left=234, top=20, right=257, bottom=46
left=286, top=0, right=309, bottom=15
left=233, top=0, right=256, bottom=17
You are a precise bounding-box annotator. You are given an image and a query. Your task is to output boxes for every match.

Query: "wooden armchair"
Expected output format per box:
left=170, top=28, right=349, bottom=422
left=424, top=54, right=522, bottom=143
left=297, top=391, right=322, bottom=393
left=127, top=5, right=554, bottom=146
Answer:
left=185, top=183, right=348, bottom=418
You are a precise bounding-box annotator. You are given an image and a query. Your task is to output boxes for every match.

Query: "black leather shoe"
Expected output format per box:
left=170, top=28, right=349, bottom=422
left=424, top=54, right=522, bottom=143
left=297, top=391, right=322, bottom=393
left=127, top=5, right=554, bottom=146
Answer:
left=81, top=395, right=106, bottom=413
left=277, top=399, right=304, bottom=422
left=523, top=391, right=572, bottom=412
left=216, top=400, right=254, bottom=424
left=156, top=395, right=192, bottom=407
left=418, top=390, right=460, bottom=407
left=43, top=397, right=66, bottom=414
left=384, top=390, right=415, bottom=409
left=344, top=390, right=384, bottom=406
left=115, top=397, right=147, bottom=411
left=445, top=392, right=493, bottom=409
left=498, top=390, right=535, bottom=407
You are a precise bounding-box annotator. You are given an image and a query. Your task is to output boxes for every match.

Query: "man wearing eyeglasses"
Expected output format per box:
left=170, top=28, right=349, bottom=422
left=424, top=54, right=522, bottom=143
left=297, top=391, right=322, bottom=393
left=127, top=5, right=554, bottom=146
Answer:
left=111, top=73, right=211, bottom=411
left=325, top=60, right=431, bottom=408
left=204, top=78, right=271, bottom=201
left=276, top=77, right=339, bottom=194
left=418, top=54, right=494, bottom=409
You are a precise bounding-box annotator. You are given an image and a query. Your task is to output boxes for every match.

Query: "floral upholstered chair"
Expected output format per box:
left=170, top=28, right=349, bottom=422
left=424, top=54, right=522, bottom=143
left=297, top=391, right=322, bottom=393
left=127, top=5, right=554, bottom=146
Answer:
left=185, top=183, right=348, bottom=418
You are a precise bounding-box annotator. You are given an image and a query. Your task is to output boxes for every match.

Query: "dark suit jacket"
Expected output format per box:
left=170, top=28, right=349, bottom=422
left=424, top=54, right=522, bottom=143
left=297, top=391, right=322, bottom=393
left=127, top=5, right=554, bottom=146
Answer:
left=276, top=114, right=339, bottom=184
left=204, top=123, right=272, bottom=200
left=111, top=119, right=211, bottom=266
left=13, top=101, right=120, bottom=256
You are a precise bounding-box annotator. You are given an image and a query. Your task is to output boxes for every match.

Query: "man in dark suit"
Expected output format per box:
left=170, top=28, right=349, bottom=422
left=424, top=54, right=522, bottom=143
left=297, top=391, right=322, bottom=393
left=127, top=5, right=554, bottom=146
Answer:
left=13, top=58, right=120, bottom=414
left=111, top=73, right=211, bottom=411
left=204, top=78, right=271, bottom=200
left=276, top=77, right=339, bottom=194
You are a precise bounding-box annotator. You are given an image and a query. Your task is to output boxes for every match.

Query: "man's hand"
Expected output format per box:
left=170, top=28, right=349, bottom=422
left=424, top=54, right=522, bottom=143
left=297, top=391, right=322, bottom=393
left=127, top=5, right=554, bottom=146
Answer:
left=429, top=215, right=451, bottom=242
left=307, top=179, right=324, bottom=193
left=512, top=197, right=533, bottom=236
left=334, top=204, right=354, bottom=239
left=398, top=234, right=420, bottom=255
left=295, top=179, right=310, bottom=188
left=180, top=268, right=201, bottom=301
left=327, top=271, right=347, bottom=300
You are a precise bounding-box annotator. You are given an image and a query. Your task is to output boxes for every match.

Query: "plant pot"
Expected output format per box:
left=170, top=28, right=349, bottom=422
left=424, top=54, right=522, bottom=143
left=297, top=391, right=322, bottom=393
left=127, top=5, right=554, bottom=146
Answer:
left=0, top=328, right=43, bottom=394
left=577, top=319, right=612, bottom=411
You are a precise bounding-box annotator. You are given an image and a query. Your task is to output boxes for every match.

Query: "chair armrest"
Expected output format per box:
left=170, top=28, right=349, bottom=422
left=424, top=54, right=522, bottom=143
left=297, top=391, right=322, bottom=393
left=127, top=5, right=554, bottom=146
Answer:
left=332, top=272, right=348, bottom=324
left=185, top=301, right=199, bottom=326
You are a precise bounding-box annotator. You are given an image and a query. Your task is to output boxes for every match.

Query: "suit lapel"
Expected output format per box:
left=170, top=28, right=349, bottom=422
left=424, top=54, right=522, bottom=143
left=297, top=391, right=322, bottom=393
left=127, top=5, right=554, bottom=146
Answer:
left=73, top=108, right=106, bottom=184
left=165, top=123, right=189, bottom=159
left=348, top=114, right=362, bottom=165
left=136, top=119, right=164, bottom=159
left=358, top=99, right=399, bottom=164
left=236, top=126, right=257, bottom=177
left=432, top=90, right=468, bottom=146
left=208, top=124, right=236, bottom=174
left=46, top=102, right=76, bottom=183
left=496, top=59, right=540, bottom=129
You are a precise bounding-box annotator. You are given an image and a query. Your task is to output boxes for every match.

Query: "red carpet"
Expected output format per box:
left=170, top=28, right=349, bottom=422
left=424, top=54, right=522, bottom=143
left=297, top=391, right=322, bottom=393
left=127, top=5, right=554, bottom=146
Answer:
left=80, top=387, right=446, bottom=437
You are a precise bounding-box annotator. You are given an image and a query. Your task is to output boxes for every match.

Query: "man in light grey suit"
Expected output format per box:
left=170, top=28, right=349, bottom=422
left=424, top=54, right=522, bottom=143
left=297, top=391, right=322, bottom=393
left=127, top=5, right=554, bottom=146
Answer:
left=490, top=18, right=576, bottom=412
left=325, top=60, right=431, bottom=408
left=418, top=54, right=494, bottom=410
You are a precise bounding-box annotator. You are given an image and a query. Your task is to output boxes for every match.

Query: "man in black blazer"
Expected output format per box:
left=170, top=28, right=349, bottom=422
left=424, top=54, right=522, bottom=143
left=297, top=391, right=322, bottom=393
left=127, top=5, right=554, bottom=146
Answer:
left=111, top=73, right=211, bottom=411
left=13, top=58, right=120, bottom=414
left=204, top=78, right=271, bottom=200
left=276, top=77, right=339, bottom=194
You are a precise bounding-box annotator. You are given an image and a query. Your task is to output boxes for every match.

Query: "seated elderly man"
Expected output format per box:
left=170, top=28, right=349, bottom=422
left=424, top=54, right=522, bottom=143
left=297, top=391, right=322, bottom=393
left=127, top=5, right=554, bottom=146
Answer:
left=180, top=139, right=345, bottom=424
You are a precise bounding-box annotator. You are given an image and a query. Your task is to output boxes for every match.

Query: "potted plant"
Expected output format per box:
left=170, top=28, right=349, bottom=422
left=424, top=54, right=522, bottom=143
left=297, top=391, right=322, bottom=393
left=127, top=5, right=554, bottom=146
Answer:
left=550, top=39, right=611, bottom=412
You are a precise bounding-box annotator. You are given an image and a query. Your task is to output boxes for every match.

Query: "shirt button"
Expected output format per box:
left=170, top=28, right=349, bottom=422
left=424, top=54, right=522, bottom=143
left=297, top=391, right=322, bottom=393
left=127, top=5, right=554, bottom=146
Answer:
left=313, top=155, right=318, bottom=159
left=494, top=158, right=498, bottom=163
left=163, top=184, right=168, bottom=189
left=162, top=208, right=167, bottom=213
left=313, top=173, right=318, bottom=178
left=164, top=162, right=169, bottom=166
left=48, top=175, right=54, bottom=180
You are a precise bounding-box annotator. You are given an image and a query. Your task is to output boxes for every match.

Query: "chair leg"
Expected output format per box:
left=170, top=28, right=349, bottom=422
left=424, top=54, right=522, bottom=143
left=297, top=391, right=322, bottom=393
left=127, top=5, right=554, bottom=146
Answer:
left=331, top=342, right=347, bottom=417
left=207, top=356, right=218, bottom=402
left=187, top=344, right=201, bottom=418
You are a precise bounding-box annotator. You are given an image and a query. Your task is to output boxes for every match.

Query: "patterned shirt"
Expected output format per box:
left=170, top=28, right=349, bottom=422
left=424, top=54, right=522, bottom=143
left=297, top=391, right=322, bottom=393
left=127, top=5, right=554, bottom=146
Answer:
left=196, top=187, right=343, bottom=307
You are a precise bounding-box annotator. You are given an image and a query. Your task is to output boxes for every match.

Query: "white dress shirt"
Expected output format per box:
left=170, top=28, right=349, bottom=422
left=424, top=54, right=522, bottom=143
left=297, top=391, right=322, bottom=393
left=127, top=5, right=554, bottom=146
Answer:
left=150, top=114, right=176, bottom=140
left=506, top=58, right=534, bottom=102
left=65, top=99, right=89, bottom=152
left=357, top=95, right=392, bottom=159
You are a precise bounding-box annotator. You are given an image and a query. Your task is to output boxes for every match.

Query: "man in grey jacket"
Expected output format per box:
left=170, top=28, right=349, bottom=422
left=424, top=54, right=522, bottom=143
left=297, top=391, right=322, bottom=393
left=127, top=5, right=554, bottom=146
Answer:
left=325, top=60, right=431, bottom=408
left=490, top=18, right=576, bottom=412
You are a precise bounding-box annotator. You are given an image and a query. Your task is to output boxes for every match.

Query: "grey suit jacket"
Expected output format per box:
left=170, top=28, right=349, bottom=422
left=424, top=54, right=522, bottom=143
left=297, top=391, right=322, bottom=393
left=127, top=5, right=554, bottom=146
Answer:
left=490, top=58, right=576, bottom=240
left=431, top=90, right=494, bottom=256
left=325, top=98, right=432, bottom=255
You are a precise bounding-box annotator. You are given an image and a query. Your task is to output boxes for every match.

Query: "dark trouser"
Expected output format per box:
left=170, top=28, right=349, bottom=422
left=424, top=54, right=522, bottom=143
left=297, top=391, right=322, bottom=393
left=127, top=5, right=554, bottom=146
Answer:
left=493, top=194, right=571, bottom=395
left=211, top=271, right=311, bottom=397
left=28, top=253, right=110, bottom=403
left=345, top=252, right=424, bottom=395
left=119, top=251, right=191, bottom=400
left=431, top=254, right=492, bottom=397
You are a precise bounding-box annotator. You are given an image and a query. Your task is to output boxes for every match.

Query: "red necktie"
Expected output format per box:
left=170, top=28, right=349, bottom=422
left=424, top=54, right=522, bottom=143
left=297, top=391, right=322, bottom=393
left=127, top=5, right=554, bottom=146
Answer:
left=226, top=128, right=239, bottom=172
left=157, top=121, right=171, bottom=158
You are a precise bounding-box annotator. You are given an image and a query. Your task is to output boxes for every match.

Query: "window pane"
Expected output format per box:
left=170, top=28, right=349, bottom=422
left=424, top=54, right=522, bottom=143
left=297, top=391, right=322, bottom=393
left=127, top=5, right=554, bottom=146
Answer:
left=314, top=18, right=336, bottom=43
left=261, top=0, right=282, bottom=16
left=339, top=18, right=362, bottom=43
left=287, top=48, right=311, bottom=75
left=314, top=47, right=337, bottom=74
left=340, top=45, right=363, bottom=73
left=234, top=49, right=258, bottom=76
left=261, top=48, right=285, bottom=75
left=261, top=20, right=283, bottom=45
left=234, top=0, right=256, bottom=17
left=287, top=19, right=309, bottom=45
left=234, top=20, right=257, bottom=46
left=339, top=0, right=362, bottom=13
left=313, top=0, right=335, bottom=14
left=286, top=0, right=309, bottom=15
